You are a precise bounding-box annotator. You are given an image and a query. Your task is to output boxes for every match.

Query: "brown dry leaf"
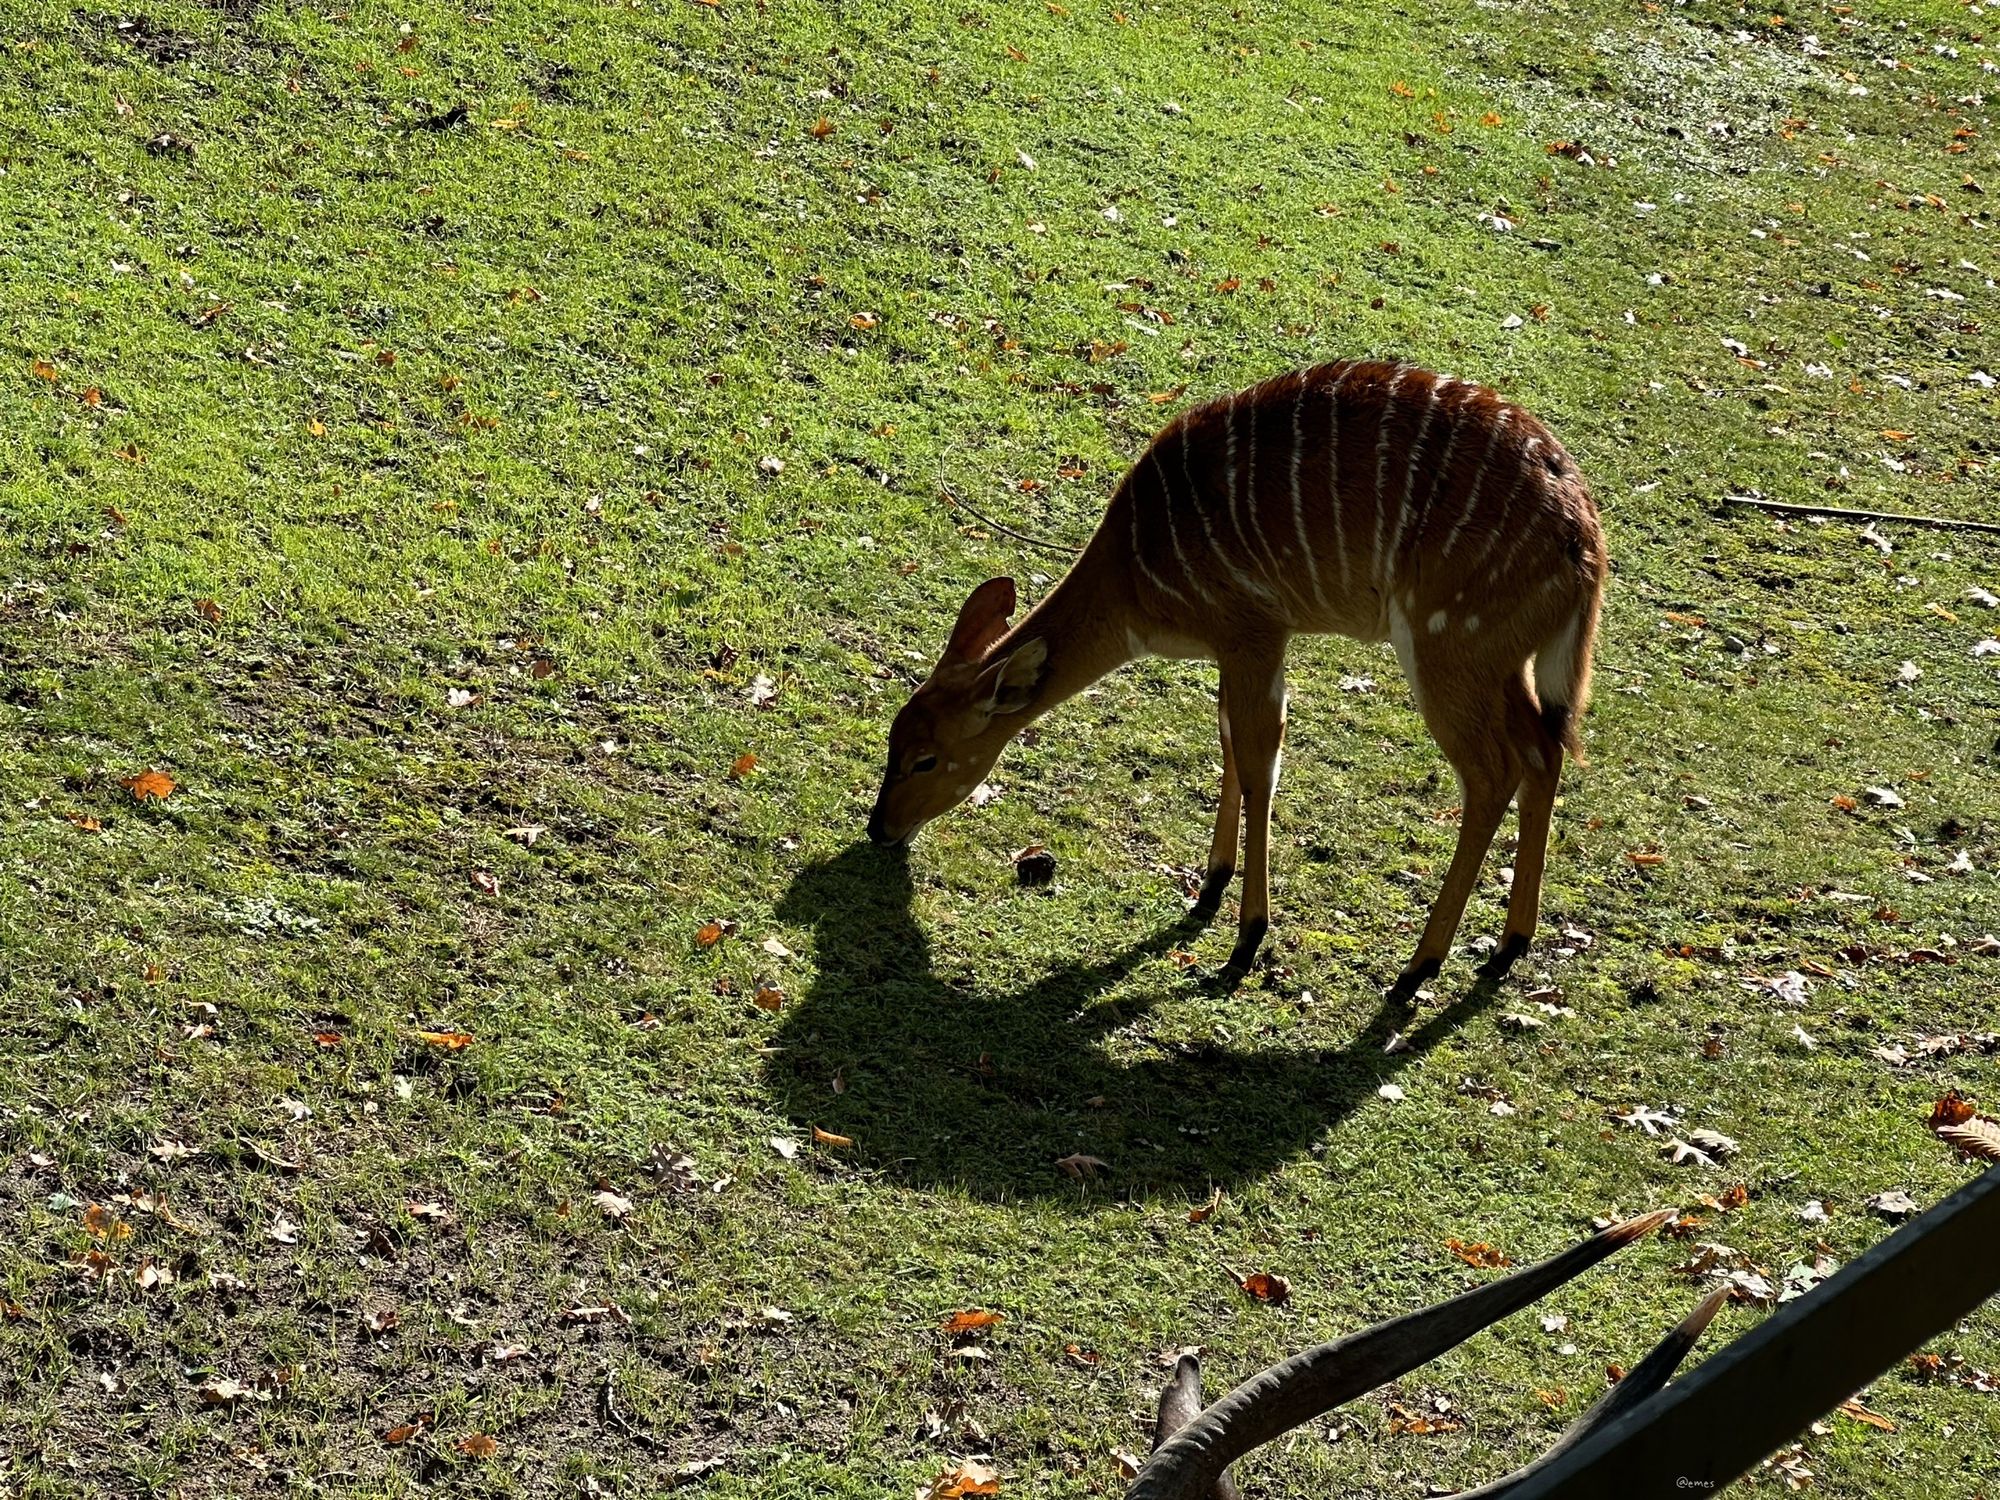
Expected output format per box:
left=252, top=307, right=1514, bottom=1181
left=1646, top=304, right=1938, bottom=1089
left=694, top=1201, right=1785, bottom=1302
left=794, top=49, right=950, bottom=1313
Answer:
left=1054, top=1153, right=1107, bottom=1179
left=849, top=311, right=878, bottom=329
left=940, top=1309, right=1005, bottom=1334
left=471, top=870, right=500, bottom=897
left=200, top=1377, right=270, bottom=1407
left=1930, top=1091, right=1977, bottom=1129
left=365, top=1307, right=399, bottom=1335
left=1480, top=111, right=1504, bottom=126
left=1837, top=1399, right=1896, bottom=1432
left=812, top=1126, right=853, bottom=1148
left=60, top=811, right=103, bottom=833
left=810, top=116, right=835, bottom=138
left=1536, top=1387, right=1568, bottom=1408
left=753, top=984, right=784, bottom=1013
left=1446, top=1238, right=1511, bottom=1268
left=593, top=1190, right=635, bottom=1219
left=926, top=1461, right=1001, bottom=1498
left=456, top=1433, right=500, bottom=1458
left=147, top=1137, right=193, bottom=1163
left=31, top=358, right=60, bottom=381
left=311, top=1029, right=343, bottom=1047
left=1718, top=1183, right=1749, bottom=1211
left=1831, top=794, right=1859, bottom=812
left=1939, top=1118, right=2000, bottom=1162
left=1626, top=849, right=1666, bottom=867
left=1213, top=276, right=1242, bottom=293
left=1235, top=1270, right=1291, bottom=1304
left=1188, top=1187, right=1223, bottom=1224
left=407, top=1200, right=452, bottom=1224
left=382, top=1416, right=430, bottom=1444
left=695, top=919, right=731, bottom=947
left=416, top=1030, right=474, bottom=1050
left=1387, top=1401, right=1464, bottom=1436
left=194, top=598, right=223, bottom=623
left=82, top=1204, right=132, bottom=1241
left=123, top=770, right=176, bottom=801
left=729, top=752, right=758, bottom=779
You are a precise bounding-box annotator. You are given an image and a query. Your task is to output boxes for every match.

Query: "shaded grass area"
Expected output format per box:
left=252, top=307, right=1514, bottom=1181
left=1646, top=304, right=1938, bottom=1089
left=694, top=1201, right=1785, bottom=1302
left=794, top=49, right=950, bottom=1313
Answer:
left=2, top=0, right=1998, bottom=1493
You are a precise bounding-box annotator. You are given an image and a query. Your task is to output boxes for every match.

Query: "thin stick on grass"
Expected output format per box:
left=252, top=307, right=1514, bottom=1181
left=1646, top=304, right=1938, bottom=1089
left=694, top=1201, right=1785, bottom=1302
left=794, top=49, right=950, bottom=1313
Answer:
left=1722, top=494, right=2000, bottom=535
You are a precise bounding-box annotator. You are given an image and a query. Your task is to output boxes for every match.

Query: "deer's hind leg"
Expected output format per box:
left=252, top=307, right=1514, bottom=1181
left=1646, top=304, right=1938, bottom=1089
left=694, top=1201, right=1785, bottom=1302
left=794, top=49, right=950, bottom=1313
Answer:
left=1482, top=672, right=1566, bottom=979
left=1191, top=681, right=1242, bottom=923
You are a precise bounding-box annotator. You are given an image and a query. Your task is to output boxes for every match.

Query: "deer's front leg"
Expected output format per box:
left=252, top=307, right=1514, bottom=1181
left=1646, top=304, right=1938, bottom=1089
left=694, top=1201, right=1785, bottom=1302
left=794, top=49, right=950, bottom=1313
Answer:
left=1191, top=682, right=1241, bottom=923
left=1214, top=648, right=1288, bottom=988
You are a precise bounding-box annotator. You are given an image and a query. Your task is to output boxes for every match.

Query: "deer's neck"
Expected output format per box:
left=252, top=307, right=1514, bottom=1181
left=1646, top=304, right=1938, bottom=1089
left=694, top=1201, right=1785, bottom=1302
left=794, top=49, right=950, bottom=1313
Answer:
left=999, top=541, right=1138, bottom=722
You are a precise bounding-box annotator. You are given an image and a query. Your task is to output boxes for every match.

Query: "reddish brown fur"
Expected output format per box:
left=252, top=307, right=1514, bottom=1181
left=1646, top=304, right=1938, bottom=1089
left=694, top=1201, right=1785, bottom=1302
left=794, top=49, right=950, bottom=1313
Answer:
left=873, top=361, right=1607, bottom=994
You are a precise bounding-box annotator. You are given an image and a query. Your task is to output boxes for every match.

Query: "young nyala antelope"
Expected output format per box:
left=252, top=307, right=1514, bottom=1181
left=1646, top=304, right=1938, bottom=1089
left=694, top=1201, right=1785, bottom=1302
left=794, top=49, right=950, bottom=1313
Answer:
left=869, top=360, right=1607, bottom=997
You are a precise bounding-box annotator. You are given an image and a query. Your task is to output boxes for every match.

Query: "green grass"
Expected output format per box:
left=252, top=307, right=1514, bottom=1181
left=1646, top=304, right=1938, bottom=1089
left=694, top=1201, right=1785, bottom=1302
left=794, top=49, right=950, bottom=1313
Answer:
left=3, top=0, right=1999, bottom=1493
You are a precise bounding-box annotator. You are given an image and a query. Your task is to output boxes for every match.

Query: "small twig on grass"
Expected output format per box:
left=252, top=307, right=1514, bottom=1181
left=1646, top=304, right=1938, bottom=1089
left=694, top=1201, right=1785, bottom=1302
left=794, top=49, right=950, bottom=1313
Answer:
left=597, top=1361, right=670, bottom=1451
left=937, top=455, right=1083, bottom=556
left=1723, top=494, right=2000, bottom=536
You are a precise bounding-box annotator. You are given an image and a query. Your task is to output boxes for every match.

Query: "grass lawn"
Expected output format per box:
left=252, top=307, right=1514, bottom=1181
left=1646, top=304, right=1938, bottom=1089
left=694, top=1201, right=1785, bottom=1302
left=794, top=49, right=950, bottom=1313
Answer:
left=3, top=0, right=1999, bottom=1493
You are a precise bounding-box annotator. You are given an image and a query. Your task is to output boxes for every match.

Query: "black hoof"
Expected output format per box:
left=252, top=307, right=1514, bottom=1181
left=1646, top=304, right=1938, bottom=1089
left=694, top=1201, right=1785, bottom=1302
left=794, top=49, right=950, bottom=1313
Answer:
left=1209, top=916, right=1268, bottom=989
left=1477, top=933, right=1531, bottom=980
left=1189, top=864, right=1235, bottom=923
left=1385, top=956, right=1442, bottom=1006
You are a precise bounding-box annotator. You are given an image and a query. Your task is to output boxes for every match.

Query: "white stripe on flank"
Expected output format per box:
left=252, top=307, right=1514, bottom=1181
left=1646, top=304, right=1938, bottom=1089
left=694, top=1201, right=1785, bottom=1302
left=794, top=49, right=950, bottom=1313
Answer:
left=1128, top=472, right=1184, bottom=608
left=1290, top=376, right=1326, bottom=617
left=1326, top=363, right=1357, bottom=591
left=1152, top=445, right=1214, bottom=604
left=1480, top=436, right=1544, bottom=576
left=1439, top=408, right=1511, bottom=560
left=1241, top=381, right=1290, bottom=597
left=1370, top=366, right=1411, bottom=589
left=1197, top=397, right=1281, bottom=605
left=1384, top=378, right=1441, bottom=580
left=1415, top=386, right=1467, bottom=547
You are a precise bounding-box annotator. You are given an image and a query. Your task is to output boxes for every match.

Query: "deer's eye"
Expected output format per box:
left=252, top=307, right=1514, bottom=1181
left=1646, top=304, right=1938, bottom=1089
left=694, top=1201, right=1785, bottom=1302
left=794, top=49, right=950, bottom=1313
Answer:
left=910, top=754, right=939, bottom=775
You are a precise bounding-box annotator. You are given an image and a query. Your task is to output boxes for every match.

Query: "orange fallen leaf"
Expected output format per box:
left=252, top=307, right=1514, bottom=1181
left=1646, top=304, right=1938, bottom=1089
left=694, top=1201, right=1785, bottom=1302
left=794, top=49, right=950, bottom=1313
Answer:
left=1831, top=794, right=1859, bottom=812
left=383, top=1417, right=430, bottom=1444
left=83, top=1204, right=132, bottom=1241
left=927, top=1462, right=1001, bottom=1498
left=1213, top=277, right=1242, bottom=293
left=1626, top=849, right=1665, bottom=867
left=812, top=1126, right=853, bottom=1148
left=752, top=984, right=784, bottom=1012
left=1480, top=111, right=1504, bottom=126
left=81, top=386, right=102, bottom=407
left=810, top=116, right=835, bottom=138
left=1718, top=1183, right=1749, bottom=1210
left=849, top=311, right=878, bottom=329
left=1446, top=1238, right=1511, bottom=1268
left=311, top=1030, right=343, bottom=1047
left=415, top=1030, right=474, bottom=1049
left=940, top=1309, right=1005, bottom=1334
left=122, top=770, right=175, bottom=801
left=31, top=358, right=59, bottom=381
left=60, top=811, right=102, bottom=833
left=1930, top=1090, right=1977, bottom=1129
left=307, top=417, right=327, bottom=437
left=1188, top=1187, right=1223, bottom=1224
left=695, top=919, right=730, bottom=947
left=1235, top=1270, right=1291, bottom=1304
left=193, top=598, right=223, bottom=623
left=1880, top=430, right=1911, bottom=442
left=729, top=752, right=758, bottom=779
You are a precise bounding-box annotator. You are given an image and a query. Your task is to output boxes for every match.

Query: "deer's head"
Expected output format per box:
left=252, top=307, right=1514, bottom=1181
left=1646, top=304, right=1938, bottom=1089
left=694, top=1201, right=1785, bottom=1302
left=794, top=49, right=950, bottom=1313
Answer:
left=869, top=577, right=1048, bottom=847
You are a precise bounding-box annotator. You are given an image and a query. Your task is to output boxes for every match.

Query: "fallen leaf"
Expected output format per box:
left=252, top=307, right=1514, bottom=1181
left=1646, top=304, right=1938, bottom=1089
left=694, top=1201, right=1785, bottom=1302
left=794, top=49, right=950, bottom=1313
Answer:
left=365, top=1307, right=399, bottom=1335
left=1378, top=1083, right=1407, bottom=1101
left=1867, top=1190, right=1918, bottom=1220
left=82, top=1204, right=132, bottom=1241
left=1446, top=1238, right=1511, bottom=1268
left=810, top=116, right=835, bottom=138
left=200, top=1378, right=271, bottom=1407
left=1664, top=1138, right=1717, bottom=1168
left=926, top=1462, right=1001, bottom=1499
left=811, top=1126, right=853, bottom=1148
left=562, top=1303, right=631, bottom=1325
left=504, top=824, right=546, bottom=846
left=406, top=1201, right=451, bottom=1224
left=1235, top=1270, right=1291, bottom=1304
left=1939, top=1119, right=2000, bottom=1162
left=122, top=770, right=176, bottom=801
left=1836, top=1399, right=1895, bottom=1432
left=455, top=1433, right=500, bottom=1458
left=753, top=984, right=784, bottom=1012
left=730, top=752, right=758, bottom=778
left=382, top=1416, right=430, bottom=1444
left=1930, top=1091, right=1977, bottom=1129
left=593, top=1190, right=635, bottom=1220
left=770, top=1136, right=799, bottom=1160
left=940, top=1309, right=1005, bottom=1334
left=695, top=919, right=731, bottom=947
left=415, top=1030, right=473, bottom=1049
left=1626, top=849, right=1665, bottom=867
left=1054, top=1153, right=1107, bottom=1179
left=311, top=1030, right=343, bottom=1048
left=267, top=1215, right=300, bottom=1245
left=471, top=871, right=500, bottom=896
left=1188, top=1187, right=1223, bottom=1224
left=194, top=598, right=223, bottom=624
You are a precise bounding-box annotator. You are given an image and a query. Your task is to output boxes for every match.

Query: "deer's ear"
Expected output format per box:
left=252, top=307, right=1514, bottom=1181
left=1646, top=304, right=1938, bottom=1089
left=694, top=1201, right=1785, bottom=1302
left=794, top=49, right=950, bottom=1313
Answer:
left=946, top=577, right=1017, bottom=662
left=976, top=637, right=1047, bottom=718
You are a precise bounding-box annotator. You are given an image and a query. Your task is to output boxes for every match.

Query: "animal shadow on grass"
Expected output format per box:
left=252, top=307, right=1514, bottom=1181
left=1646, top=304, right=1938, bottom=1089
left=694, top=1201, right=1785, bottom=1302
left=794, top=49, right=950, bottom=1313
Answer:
left=765, top=840, right=1508, bottom=1202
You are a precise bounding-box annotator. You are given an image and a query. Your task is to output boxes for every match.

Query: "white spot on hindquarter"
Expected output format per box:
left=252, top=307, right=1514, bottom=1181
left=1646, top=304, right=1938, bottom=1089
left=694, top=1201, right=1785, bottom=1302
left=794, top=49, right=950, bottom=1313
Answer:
left=1464, top=614, right=1481, bottom=633
left=1427, top=609, right=1449, bottom=635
